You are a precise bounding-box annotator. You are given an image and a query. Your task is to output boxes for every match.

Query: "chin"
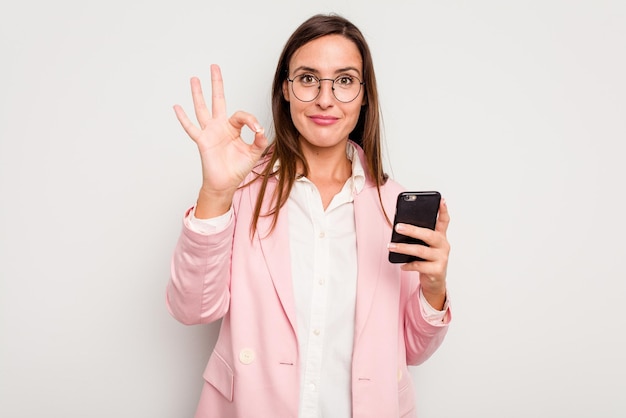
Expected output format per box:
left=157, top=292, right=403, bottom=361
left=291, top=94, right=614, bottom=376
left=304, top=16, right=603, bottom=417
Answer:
left=300, top=134, right=349, bottom=150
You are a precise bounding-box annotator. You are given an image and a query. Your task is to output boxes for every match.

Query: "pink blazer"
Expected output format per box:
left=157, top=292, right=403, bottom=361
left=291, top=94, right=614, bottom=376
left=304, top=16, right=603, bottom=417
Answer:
left=167, top=145, right=450, bottom=418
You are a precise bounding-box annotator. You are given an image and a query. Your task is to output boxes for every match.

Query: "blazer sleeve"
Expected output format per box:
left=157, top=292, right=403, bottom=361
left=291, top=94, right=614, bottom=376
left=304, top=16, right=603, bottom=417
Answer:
left=165, top=208, right=234, bottom=325
left=403, top=272, right=452, bottom=365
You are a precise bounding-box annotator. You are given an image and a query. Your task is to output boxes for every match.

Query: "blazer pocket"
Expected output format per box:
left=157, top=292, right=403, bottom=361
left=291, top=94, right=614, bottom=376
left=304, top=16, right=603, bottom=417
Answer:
left=203, top=351, right=234, bottom=402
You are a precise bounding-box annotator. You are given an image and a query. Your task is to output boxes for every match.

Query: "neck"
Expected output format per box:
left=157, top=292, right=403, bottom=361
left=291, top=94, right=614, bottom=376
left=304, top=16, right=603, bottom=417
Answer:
left=299, top=141, right=352, bottom=184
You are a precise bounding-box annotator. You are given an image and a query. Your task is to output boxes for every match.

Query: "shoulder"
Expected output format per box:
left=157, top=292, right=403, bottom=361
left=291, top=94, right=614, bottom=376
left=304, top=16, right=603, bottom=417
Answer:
left=381, top=177, right=405, bottom=196
left=350, top=140, right=404, bottom=196
left=363, top=175, right=405, bottom=201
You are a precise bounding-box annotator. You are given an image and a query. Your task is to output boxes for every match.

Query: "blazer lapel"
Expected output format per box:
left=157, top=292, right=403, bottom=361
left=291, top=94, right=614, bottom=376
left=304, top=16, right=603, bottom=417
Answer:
left=253, top=181, right=298, bottom=338
left=353, top=186, right=387, bottom=343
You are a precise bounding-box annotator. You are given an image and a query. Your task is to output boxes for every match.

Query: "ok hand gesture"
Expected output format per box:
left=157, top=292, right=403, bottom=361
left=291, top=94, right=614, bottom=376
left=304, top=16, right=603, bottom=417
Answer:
left=173, top=64, right=268, bottom=218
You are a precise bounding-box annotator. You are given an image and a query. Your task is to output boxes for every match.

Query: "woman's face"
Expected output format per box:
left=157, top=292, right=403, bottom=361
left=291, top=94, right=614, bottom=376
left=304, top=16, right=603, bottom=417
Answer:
left=283, top=34, right=365, bottom=152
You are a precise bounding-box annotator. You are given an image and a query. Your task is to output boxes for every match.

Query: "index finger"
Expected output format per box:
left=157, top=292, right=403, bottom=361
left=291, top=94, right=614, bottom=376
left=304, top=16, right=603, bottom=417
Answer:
left=210, top=64, right=227, bottom=118
left=435, top=198, right=450, bottom=235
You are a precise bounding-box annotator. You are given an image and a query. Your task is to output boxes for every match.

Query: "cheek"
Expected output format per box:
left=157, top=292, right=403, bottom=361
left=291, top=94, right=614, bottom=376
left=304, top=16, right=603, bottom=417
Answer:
left=288, top=102, right=306, bottom=131
left=345, top=103, right=363, bottom=122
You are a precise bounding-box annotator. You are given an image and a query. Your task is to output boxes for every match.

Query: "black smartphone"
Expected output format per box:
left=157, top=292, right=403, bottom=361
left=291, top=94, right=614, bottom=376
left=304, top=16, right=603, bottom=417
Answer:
left=388, top=191, right=441, bottom=263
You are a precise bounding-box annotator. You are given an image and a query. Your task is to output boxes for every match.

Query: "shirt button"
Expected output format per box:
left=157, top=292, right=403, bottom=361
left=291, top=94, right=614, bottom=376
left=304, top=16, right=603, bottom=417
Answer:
left=313, top=329, right=320, bottom=336
left=318, top=278, right=325, bottom=285
left=318, top=231, right=325, bottom=238
left=239, top=348, right=255, bottom=365
left=309, top=383, right=316, bottom=391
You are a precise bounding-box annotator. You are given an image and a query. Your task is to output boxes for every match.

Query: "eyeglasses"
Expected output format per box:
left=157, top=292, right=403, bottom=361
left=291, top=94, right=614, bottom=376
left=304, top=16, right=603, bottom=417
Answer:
left=287, top=73, right=365, bottom=103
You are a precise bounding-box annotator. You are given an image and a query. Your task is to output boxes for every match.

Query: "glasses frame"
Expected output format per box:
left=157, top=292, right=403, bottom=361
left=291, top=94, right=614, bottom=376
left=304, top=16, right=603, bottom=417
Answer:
left=286, top=74, right=365, bottom=103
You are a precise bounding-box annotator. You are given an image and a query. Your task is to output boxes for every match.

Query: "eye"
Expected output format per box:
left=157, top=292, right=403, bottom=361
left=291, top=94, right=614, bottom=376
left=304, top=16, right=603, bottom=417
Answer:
left=335, top=75, right=355, bottom=87
left=297, top=74, right=318, bottom=86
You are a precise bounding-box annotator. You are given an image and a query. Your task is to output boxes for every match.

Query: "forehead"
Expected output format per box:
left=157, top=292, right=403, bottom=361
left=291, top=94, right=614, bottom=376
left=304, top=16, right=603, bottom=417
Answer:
left=289, top=34, right=363, bottom=74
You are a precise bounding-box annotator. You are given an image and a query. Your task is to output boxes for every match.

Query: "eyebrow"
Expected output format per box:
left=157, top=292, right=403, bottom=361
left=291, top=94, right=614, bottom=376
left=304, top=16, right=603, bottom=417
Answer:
left=291, top=65, right=362, bottom=76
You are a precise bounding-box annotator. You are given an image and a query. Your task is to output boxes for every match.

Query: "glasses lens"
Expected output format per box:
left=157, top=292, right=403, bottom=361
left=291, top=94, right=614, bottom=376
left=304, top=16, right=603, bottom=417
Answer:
left=333, top=76, right=361, bottom=102
left=291, top=74, right=363, bottom=103
left=291, top=74, right=319, bottom=102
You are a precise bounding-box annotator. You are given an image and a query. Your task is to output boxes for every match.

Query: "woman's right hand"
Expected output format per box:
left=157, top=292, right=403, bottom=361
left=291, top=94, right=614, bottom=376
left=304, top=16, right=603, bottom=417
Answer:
left=173, top=64, right=268, bottom=218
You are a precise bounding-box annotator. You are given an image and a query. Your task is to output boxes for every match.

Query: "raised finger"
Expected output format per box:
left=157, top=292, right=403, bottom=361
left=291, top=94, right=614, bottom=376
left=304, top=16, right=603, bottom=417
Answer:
left=190, top=77, right=211, bottom=128
left=173, top=104, right=201, bottom=140
left=210, top=64, right=227, bottom=119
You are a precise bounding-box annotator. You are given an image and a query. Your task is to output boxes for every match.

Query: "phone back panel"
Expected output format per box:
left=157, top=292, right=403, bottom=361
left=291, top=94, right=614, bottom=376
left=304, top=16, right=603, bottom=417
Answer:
left=388, top=191, right=441, bottom=263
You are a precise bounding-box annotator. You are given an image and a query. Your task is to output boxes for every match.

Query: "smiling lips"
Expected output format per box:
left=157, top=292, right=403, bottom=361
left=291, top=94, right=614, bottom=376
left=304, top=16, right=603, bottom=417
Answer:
left=309, top=114, right=339, bottom=126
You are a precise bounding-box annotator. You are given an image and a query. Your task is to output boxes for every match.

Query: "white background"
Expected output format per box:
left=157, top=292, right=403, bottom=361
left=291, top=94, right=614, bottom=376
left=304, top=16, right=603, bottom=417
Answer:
left=1, top=1, right=625, bottom=417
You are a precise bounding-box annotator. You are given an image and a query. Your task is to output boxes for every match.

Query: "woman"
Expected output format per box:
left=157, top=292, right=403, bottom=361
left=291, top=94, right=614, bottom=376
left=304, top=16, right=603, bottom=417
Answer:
left=167, top=13, right=451, bottom=418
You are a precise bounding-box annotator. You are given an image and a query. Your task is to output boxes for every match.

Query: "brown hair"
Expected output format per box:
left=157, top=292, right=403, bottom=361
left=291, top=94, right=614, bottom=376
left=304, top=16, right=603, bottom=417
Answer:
left=250, top=13, right=388, bottom=235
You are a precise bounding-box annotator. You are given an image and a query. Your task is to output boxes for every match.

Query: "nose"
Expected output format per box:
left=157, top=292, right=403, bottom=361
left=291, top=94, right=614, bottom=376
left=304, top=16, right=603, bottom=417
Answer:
left=316, top=78, right=335, bottom=106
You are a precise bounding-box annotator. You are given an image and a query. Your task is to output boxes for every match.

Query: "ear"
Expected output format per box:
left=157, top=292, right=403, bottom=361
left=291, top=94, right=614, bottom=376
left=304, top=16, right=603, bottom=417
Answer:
left=282, top=80, right=290, bottom=102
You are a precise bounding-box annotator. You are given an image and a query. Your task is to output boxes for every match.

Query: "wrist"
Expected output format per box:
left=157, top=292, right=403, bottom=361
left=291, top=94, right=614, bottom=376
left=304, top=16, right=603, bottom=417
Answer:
left=194, top=187, right=235, bottom=219
left=421, top=286, right=447, bottom=311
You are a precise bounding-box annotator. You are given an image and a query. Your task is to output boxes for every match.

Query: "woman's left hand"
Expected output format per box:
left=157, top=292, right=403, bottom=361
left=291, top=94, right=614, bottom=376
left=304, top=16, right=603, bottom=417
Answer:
left=389, top=199, right=451, bottom=310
